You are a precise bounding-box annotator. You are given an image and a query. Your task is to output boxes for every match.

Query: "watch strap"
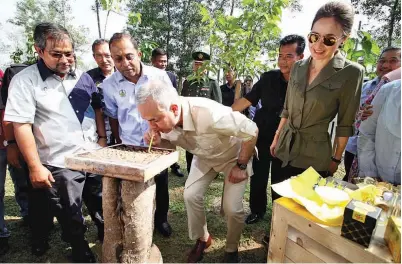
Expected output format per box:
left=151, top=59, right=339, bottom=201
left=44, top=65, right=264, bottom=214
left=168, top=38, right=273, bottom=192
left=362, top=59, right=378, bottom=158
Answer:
left=331, top=156, right=341, bottom=164
left=236, top=161, right=247, bottom=170
left=7, top=140, right=17, bottom=145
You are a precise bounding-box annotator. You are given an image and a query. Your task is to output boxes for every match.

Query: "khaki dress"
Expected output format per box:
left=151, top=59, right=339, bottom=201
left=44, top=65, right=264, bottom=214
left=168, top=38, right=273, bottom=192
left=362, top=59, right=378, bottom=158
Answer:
left=275, top=52, right=364, bottom=171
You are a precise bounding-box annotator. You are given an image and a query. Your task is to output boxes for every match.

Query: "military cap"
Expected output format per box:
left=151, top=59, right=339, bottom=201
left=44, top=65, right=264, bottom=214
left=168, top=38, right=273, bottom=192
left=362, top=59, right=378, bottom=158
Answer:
left=192, top=51, right=210, bottom=61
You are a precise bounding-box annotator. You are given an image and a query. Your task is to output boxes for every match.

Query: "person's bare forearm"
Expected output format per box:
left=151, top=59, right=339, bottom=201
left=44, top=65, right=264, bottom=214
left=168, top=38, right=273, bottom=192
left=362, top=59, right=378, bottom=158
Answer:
left=333, top=137, right=348, bottom=160
left=109, top=117, right=121, bottom=143
left=238, top=129, right=258, bottom=164
left=13, top=123, right=41, bottom=170
left=95, top=109, right=106, bottom=137
left=231, top=98, right=252, bottom=112
left=273, top=117, right=288, bottom=139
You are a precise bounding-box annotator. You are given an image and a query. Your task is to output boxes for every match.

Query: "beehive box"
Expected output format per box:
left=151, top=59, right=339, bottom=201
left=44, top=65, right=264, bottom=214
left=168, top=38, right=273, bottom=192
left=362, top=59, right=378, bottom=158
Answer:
left=65, top=144, right=179, bottom=181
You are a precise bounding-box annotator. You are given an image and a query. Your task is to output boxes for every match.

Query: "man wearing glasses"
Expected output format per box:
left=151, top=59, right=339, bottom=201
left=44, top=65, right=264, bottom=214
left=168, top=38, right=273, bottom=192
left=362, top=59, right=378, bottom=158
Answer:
left=232, top=35, right=305, bottom=228
left=345, top=46, right=401, bottom=180
left=4, top=22, right=106, bottom=262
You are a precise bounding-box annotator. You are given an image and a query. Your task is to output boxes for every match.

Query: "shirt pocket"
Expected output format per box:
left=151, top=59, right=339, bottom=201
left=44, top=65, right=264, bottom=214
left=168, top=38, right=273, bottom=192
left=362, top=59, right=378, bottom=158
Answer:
left=304, top=133, right=331, bottom=162
left=193, top=134, right=223, bottom=154
left=320, top=80, right=343, bottom=91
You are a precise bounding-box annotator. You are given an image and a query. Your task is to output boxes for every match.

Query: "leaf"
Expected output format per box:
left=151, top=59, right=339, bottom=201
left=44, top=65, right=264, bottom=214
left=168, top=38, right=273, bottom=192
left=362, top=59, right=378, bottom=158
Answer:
left=351, top=50, right=366, bottom=59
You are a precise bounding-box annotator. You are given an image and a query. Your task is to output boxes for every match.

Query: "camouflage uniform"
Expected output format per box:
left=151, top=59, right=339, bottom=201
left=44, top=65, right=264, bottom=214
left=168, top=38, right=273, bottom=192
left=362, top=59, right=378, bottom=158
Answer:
left=181, top=75, right=222, bottom=103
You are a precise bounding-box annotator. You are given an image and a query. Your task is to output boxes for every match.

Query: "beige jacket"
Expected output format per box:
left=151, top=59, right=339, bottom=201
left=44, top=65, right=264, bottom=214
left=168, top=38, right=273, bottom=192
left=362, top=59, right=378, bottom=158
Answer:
left=162, top=96, right=258, bottom=187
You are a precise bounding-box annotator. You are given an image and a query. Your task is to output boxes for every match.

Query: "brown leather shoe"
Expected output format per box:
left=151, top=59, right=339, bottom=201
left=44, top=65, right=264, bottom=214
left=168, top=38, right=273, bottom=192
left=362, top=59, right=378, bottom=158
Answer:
left=187, top=235, right=212, bottom=263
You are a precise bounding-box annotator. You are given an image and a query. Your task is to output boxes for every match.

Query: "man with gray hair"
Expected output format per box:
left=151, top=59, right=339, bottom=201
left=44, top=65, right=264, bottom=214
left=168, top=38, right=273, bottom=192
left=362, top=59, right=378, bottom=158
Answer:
left=136, top=79, right=258, bottom=263
left=4, top=22, right=106, bottom=262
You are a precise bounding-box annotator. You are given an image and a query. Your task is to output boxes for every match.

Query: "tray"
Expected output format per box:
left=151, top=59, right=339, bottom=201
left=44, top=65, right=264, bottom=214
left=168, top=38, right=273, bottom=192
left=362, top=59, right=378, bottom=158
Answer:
left=64, top=144, right=179, bottom=182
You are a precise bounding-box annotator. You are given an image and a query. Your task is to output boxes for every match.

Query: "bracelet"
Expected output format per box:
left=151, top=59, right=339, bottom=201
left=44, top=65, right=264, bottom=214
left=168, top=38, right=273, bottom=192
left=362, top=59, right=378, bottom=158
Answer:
left=99, top=136, right=107, bottom=139
left=331, top=156, right=341, bottom=164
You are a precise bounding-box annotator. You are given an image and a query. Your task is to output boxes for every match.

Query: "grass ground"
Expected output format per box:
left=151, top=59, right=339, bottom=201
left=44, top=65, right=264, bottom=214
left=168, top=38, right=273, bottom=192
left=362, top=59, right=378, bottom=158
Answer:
left=1, top=148, right=345, bottom=263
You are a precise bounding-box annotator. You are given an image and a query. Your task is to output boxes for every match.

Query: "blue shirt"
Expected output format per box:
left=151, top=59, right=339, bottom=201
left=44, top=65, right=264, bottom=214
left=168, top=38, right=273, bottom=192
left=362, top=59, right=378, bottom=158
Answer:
left=102, top=64, right=172, bottom=146
left=358, top=80, right=401, bottom=185
left=345, top=77, right=379, bottom=155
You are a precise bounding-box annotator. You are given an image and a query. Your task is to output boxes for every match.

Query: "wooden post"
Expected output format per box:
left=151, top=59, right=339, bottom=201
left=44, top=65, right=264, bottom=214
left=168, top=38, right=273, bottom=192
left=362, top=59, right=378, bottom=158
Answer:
left=102, top=177, right=162, bottom=263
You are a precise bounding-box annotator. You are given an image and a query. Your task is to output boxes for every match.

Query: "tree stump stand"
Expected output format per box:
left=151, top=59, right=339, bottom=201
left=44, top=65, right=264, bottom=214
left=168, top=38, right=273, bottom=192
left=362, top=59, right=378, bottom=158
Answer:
left=102, top=176, right=162, bottom=263
left=64, top=145, right=179, bottom=263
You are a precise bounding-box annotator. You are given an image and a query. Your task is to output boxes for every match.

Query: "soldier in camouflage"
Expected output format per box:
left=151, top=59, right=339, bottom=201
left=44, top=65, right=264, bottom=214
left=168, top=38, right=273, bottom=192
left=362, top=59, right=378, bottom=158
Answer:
left=181, top=51, right=222, bottom=173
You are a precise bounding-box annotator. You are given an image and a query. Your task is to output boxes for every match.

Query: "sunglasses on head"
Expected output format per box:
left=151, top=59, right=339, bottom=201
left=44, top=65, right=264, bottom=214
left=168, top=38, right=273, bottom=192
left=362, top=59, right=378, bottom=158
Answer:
left=307, top=32, right=344, bottom=47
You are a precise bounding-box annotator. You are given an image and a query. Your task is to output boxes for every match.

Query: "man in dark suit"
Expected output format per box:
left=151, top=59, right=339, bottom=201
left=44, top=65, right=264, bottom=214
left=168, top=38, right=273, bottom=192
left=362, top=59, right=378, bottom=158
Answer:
left=151, top=48, right=184, bottom=178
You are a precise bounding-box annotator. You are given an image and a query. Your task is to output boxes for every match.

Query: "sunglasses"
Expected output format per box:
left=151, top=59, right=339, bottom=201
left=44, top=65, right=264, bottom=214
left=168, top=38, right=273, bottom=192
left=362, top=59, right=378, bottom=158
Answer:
left=307, top=32, right=344, bottom=47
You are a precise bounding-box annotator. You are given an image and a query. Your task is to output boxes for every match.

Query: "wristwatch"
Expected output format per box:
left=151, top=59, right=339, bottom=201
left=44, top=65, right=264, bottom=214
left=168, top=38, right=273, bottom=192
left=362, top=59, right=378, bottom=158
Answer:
left=331, top=156, right=342, bottom=164
left=3, top=140, right=17, bottom=147
left=236, top=160, right=247, bottom=170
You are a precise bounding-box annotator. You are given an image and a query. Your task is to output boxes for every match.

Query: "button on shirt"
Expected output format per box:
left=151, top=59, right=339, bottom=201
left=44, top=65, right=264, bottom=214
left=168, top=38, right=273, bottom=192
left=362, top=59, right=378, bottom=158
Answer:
left=102, top=64, right=172, bottom=146
left=358, top=80, right=401, bottom=185
left=4, top=60, right=100, bottom=168
left=345, top=77, right=379, bottom=155
left=161, top=96, right=257, bottom=187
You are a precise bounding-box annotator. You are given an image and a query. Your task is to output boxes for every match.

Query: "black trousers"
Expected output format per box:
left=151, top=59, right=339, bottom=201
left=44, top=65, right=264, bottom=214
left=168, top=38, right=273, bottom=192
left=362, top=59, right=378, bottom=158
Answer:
left=82, top=174, right=104, bottom=230
left=154, top=169, right=169, bottom=224
left=186, top=151, right=193, bottom=174
left=30, top=166, right=101, bottom=243
left=249, top=141, right=282, bottom=217
left=344, top=151, right=355, bottom=181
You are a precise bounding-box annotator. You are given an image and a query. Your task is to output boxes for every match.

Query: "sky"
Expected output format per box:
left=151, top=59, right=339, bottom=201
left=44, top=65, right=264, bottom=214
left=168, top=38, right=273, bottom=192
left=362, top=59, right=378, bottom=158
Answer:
left=0, top=0, right=368, bottom=70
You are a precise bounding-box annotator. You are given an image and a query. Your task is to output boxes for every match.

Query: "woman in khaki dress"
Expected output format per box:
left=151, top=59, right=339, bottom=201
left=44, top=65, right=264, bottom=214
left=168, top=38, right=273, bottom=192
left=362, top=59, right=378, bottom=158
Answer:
left=270, top=1, right=364, bottom=179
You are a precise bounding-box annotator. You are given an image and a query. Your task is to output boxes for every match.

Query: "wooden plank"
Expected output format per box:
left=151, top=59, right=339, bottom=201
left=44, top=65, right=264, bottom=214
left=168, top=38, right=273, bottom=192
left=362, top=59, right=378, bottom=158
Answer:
left=278, top=200, right=392, bottom=263
left=287, top=226, right=350, bottom=263
left=285, top=238, right=325, bottom=263
left=267, top=201, right=289, bottom=263
left=284, top=257, right=294, bottom=263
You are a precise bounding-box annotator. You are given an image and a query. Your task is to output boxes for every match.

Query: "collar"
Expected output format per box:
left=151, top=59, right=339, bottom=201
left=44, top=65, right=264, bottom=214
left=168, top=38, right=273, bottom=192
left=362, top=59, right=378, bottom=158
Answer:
left=99, top=66, right=117, bottom=77
left=305, top=51, right=346, bottom=91
left=37, top=59, right=76, bottom=81
left=117, top=63, right=144, bottom=83
left=371, top=76, right=380, bottom=86
left=179, top=97, right=195, bottom=131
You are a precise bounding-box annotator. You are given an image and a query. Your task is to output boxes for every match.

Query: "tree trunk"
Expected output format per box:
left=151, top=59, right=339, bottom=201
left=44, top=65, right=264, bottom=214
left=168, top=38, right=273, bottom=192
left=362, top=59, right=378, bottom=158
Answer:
left=104, top=10, right=111, bottom=38
left=230, top=0, right=235, bottom=15
left=178, top=75, right=183, bottom=94
left=96, top=0, right=102, bottom=38
left=388, top=0, right=399, bottom=46
left=166, top=1, right=172, bottom=61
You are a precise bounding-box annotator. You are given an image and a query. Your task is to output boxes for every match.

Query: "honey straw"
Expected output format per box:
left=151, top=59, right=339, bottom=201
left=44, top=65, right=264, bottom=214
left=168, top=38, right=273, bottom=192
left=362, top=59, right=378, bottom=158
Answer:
left=148, top=134, right=154, bottom=153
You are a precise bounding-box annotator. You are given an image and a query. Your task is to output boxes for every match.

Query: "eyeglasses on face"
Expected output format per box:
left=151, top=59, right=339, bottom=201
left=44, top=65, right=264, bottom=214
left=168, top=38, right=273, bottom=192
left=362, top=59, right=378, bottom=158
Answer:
left=44, top=49, right=75, bottom=60
left=307, top=32, right=344, bottom=47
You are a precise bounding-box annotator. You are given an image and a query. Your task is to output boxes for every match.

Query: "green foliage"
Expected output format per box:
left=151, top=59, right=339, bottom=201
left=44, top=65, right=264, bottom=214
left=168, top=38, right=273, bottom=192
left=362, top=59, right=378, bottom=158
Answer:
left=126, top=0, right=210, bottom=78
left=140, top=40, right=158, bottom=63
left=352, top=0, right=401, bottom=47
left=8, top=0, right=89, bottom=63
left=199, top=0, right=288, bottom=79
left=342, top=31, right=381, bottom=78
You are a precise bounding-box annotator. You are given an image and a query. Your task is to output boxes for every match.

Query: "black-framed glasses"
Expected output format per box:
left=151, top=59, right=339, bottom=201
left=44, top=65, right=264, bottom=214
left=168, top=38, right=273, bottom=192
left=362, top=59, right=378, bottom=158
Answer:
left=44, top=49, right=75, bottom=60
left=307, top=32, right=344, bottom=47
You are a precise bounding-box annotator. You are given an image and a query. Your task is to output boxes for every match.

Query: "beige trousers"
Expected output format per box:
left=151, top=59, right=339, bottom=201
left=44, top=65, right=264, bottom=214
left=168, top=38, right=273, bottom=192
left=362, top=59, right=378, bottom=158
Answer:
left=183, top=168, right=248, bottom=252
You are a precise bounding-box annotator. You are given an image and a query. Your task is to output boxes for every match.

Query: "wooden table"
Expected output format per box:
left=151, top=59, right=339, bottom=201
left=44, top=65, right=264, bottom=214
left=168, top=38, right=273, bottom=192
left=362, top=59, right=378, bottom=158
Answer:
left=268, top=198, right=394, bottom=263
